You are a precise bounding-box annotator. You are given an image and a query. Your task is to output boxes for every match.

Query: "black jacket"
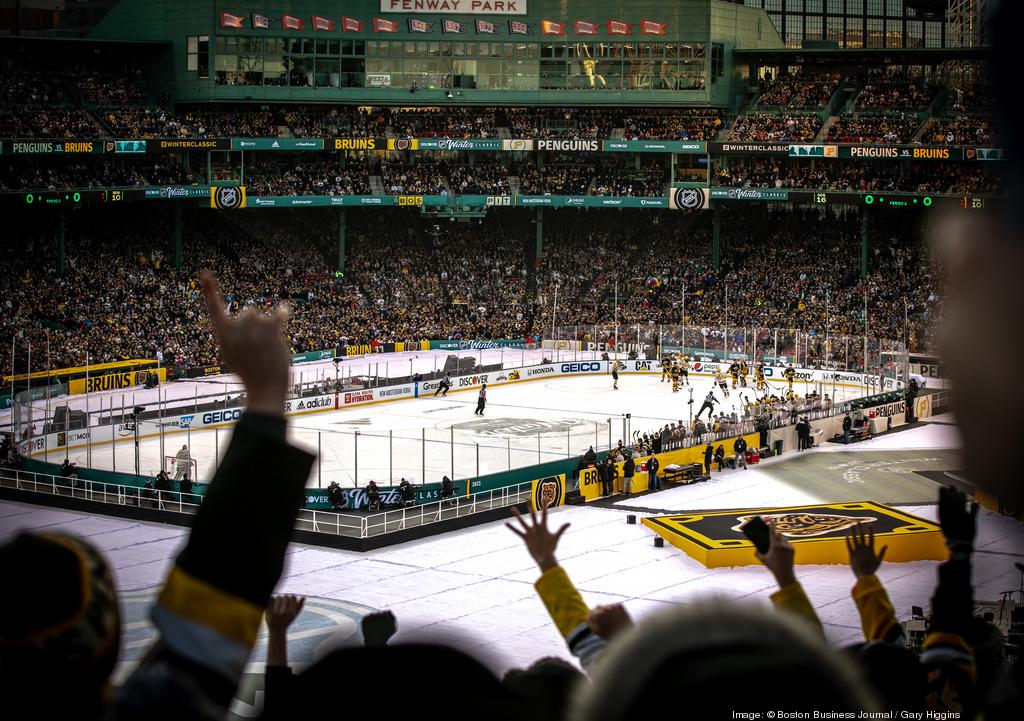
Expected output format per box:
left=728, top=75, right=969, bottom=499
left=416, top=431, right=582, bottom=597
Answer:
left=647, top=457, right=660, bottom=474
left=843, top=416, right=852, bottom=431
left=623, top=458, right=635, bottom=477
left=734, top=437, right=748, bottom=454
left=116, top=412, right=314, bottom=718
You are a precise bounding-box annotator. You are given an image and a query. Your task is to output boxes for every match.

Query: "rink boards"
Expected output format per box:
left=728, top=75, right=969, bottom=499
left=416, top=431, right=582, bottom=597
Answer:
left=20, top=358, right=889, bottom=462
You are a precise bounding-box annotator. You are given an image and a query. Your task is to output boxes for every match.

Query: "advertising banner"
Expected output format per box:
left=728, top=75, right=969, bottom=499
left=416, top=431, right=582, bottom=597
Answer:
left=602, top=140, right=706, bottom=153
left=145, top=186, right=210, bottom=199
left=708, top=142, right=790, bottom=156
left=332, top=138, right=387, bottom=151
left=416, top=138, right=502, bottom=151
left=68, top=368, right=167, bottom=395
left=291, top=350, right=335, bottom=364
left=710, top=187, right=790, bottom=201
left=1, top=140, right=105, bottom=155
left=151, top=138, right=231, bottom=152
left=232, top=138, right=325, bottom=150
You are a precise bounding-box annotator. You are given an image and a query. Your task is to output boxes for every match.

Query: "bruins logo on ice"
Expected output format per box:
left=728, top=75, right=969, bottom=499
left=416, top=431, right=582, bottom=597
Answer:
left=531, top=474, right=565, bottom=511
left=730, top=513, right=877, bottom=538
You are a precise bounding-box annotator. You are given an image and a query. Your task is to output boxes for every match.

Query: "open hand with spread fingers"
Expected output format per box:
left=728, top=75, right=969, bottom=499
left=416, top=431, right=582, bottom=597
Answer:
left=506, top=504, right=570, bottom=572
left=846, top=523, right=887, bottom=579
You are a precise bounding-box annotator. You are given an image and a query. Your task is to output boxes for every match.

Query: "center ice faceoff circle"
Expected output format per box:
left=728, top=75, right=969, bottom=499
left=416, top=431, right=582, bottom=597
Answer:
left=450, top=417, right=591, bottom=437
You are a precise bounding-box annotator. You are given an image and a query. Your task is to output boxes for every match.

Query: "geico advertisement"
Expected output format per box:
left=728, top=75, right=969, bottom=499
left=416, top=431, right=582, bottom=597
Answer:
left=69, top=368, right=166, bottom=394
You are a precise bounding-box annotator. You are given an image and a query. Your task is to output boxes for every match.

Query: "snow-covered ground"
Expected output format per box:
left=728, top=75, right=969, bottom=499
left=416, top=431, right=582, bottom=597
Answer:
left=2, top=418, right=1021, bottom=685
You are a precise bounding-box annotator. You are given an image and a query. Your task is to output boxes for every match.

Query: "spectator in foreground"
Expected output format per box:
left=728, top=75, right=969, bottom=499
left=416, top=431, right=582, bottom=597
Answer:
left=505, top=504, right=629, bottom=670
left=262, top=594, right=305, bottom=717
left=0, top=271, right=314, bottom=719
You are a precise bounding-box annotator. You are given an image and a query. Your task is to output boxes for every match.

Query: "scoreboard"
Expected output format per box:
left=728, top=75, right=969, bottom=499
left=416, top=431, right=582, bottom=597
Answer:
left=16, top=189, right=145, bottom=207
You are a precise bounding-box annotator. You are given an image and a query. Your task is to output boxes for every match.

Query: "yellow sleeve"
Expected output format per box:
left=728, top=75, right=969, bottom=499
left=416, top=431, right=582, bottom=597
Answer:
left=851, top=574, right=902, bottom=643
left=534, top=565, right=590, bottom=639
left=770, top=581, right=824, bottom=636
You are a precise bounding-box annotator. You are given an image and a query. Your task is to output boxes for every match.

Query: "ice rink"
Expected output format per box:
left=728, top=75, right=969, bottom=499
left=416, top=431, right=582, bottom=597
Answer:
left=30, top=351, right=870, bottom=487
left=2, top=416, right=1022, bottom=702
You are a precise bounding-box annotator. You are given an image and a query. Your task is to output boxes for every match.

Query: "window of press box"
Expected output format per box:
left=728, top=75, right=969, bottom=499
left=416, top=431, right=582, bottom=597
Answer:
left=675, top=155, right=709, bottom=184
left=187, top=35, right=209, bottom=78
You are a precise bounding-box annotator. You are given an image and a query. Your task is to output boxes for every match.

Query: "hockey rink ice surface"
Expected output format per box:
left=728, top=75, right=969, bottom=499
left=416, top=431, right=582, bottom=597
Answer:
left=2, top=415, right=1023, bottom=700
left=35, top=358, right=869, bottom=487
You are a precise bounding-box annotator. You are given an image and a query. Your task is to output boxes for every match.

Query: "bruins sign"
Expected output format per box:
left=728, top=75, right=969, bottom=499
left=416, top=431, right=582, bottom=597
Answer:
left=530, top=474, right=565, bottom=512
left=69, top=368, right=166, bottom=395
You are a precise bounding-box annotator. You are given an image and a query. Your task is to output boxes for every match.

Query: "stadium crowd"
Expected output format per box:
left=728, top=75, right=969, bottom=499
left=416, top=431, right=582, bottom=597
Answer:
left=826, top=112, right=921, bottom=144
left=0, top=157, right=198, bottom=191
left=2, top=207, right=944, bottom=376
left=712, top=159, right=1001, bottom=196
left=532, top=207, right=943, bottom=361
left=930, top=115, right=1000, bottom=146
left=727, top=113, right=822, bottom=142
left=244, top=156, right=372, bottom=196
left=757, top=73, right=840, bottom=108
left=853, top=77, right=936, bottom=110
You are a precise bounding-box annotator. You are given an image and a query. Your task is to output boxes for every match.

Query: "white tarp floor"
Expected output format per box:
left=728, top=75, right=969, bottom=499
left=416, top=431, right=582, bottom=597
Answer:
left=2, top=417, right=1022, bottom=686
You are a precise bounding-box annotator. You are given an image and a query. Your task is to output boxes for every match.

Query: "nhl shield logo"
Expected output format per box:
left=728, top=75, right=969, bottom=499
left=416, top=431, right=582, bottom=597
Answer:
left=212, top=186, right=247, bottom=209
left=672, top=187, right=706, bottom=210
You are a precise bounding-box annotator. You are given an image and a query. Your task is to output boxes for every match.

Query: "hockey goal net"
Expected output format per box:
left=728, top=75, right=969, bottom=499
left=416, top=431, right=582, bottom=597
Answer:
left=164, top=455, right=199, bottom=481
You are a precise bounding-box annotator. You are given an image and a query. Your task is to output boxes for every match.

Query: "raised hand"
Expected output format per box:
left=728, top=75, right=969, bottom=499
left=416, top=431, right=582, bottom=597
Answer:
left=588, top=603, right=633, bottom=640
left=937, top=485, right=978, bottom=547
left=361, top=610, right=398, bottom=647
left=506, top=504, right=570, bottom=572
left=846, top=524, right=887, bottom=579
left=265, top=594, right=305, bottom=633
left=201, top=271, right=289, bottom=416
left=756, top=523, right=797, bottom=588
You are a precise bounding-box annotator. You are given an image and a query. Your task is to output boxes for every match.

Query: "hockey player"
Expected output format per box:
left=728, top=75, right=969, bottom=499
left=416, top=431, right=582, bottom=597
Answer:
left=715, top=368, right=730, bottom=397
left=670, top=363, right=681, bottom=393
left=475, top=384, right=487, bottom=415
left=679, top=355, right=690, bottom=386
left=173, top=444, right=192, bottom=481
left=435, top=372, right=452, bottom=397
left=660, top=355, right=673, bottom=383
left=697, top=391, right=720, bottom=420
left=612, top=361, right=620, bottom=390
left=755, top=362, right=766, bottom=391
left=739, top=359, right=749, bottom=387
left=784, top=364, right=796, bottom=391
left=729, top=361, right=740, bottom=389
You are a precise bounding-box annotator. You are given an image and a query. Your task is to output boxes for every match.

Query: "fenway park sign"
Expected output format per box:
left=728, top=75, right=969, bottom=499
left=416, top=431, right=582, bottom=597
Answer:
left=380, top=0, right=526, bottom=14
